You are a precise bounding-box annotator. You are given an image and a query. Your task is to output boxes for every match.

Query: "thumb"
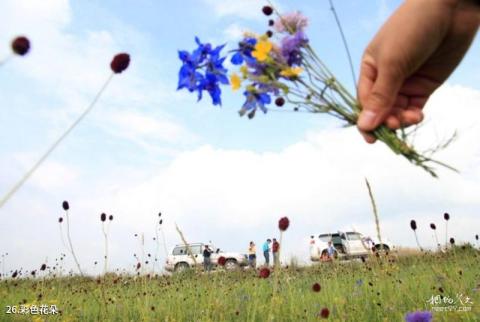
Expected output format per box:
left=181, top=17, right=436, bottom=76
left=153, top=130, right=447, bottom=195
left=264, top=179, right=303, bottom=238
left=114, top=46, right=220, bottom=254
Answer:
left=357, top=64, right=404, bottom=132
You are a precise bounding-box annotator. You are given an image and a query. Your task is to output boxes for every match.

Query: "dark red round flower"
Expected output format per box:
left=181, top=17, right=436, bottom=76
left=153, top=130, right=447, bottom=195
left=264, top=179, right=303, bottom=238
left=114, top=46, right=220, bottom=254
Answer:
left=262, top=6, right=273, bottom=16
left=109, top=214, right=113, bottom=221
left=100, top=213, right=106, bottom=222
left=217, top=256, right=226, bottom=266
left=278, top=217, right=290, bottom=231
left=11, top=36, right=30, bottom=56
left=319, top=308, right=330, bottom=319
left=275, top=97, right=285, bottom=107
left=259, top=267, right=270, bottom=278
left=110, top=53, right=130, bottom=73
left=312, top=282, right=321, bottom=292
left=62, top=201, right=69, bottom=211
left=449, top=237, right=455, bottom=245
left=476, top=234, right=479, bottom=241
left=430, top=223, right=436, bottom=230
left=58, top=217, right=63, bottom=223
left=40, top=264, right=46, bottom=271
left=410, top=220, right=417, bottom=231
left=268, top=19, right=274, bottom=26
left=444, top=213, right=450, bottom=221
left=266, top=30, right=273, bottom=38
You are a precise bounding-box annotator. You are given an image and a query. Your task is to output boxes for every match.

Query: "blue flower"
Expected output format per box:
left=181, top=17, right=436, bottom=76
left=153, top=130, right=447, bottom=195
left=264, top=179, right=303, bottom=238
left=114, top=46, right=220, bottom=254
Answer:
left=239, top=91, right=271, bottom=116
left=231, top=38, right=257, bottom=65
left=405, top=311, right=432, bottom=322
left=177, top=37, right=229, bottom=105
left=199, top=72, right=223, bottom=106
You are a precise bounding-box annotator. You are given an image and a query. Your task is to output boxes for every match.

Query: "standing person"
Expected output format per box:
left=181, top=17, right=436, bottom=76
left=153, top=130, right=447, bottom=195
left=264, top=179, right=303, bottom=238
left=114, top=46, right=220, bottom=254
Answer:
left=262, top=239, right=271, bottom=266
left=248, top=241, right=256, bottom=268
left=203, top=245, right=213, bottom=272
left=272, top=238, right=280, bottom=267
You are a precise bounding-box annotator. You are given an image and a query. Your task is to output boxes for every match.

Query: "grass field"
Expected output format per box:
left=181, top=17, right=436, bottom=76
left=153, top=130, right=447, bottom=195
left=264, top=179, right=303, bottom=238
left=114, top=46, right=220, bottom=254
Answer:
left=1, top=246, right=478, bottom=322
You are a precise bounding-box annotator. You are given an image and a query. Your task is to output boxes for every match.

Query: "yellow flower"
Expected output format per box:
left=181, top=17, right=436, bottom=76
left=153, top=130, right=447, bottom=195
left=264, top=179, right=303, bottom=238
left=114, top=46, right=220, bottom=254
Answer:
left=252, top=40, right=272, bottom=62
left=230, top=73, right=242, bottom=91
left=280, top=67, right=303, bottom=78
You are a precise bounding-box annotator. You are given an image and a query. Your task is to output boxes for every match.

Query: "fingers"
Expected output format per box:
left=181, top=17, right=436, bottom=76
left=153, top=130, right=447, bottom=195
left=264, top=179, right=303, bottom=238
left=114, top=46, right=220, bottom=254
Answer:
left=357, top=59, right=404, bottom=133
left=385, top=107, right=424, bottom=129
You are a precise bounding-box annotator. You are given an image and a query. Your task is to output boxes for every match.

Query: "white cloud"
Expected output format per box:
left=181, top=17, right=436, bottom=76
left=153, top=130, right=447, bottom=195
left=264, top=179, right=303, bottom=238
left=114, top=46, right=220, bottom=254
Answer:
left=223, top=23, right=247, bottom=41
left=202, top=0, right=277, bottom=20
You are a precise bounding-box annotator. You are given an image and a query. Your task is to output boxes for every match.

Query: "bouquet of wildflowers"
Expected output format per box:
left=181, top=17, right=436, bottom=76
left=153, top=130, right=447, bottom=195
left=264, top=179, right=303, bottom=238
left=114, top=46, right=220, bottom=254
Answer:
left=177, top=6, right=454, bottom=178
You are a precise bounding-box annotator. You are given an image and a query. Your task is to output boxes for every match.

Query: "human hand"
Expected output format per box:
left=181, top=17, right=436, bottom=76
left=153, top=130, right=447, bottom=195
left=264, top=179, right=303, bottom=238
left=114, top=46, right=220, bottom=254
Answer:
left=357, top=0, right=480, bottom=143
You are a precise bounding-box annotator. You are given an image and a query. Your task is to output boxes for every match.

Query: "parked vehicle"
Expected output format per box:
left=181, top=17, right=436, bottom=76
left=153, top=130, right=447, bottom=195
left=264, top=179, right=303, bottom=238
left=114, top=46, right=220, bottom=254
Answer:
left=309, top=231, right=394, bottom=261
left=165, top=242, right=249, bottom=272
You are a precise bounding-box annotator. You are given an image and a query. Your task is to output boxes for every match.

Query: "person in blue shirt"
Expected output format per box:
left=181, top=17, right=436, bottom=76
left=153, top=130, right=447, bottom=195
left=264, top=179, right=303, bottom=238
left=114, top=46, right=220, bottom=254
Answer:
left=262, top=239, right=271, bottom=266
left=327, top=241, right=336, bottom=259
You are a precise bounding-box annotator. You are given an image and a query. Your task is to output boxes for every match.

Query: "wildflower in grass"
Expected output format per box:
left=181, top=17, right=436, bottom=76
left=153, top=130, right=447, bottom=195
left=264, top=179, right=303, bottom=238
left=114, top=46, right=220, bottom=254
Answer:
left=278, top=217, right=290, bottom=231
left=410, top=220, right=422, bottom=251
left=268, top=19, right=274, bottom=26
left=109, top=214, right=113, bottom=221
left=476, top=234, right=478, bottom=241
left=61, top=201, right=83, bottom=276
left=110, top=53, right=130, bottom=73
left=12, top=270, right=18, bottom=278
left=40, top=264, right=46, bottom=271
left=404, top=310, right=432, bottom=322
left=11, top=36, right=30, bottom=56
left=259, top=267, right=270, bottom=278
left=312, top=282, right=321, bottom=292
left=266, top=30, right=273, bottom=38
left=450, top=238, right=455, bottom=245
left=410, top=220, right=417, bottom=231
left=217, top=256, right=226, bottom=266
left=444, top=213, right=450, bottom=248
left=356, top=279, right=364, bottom=286
left=100, top=213, right=106, bottom=222
left=319, top=307, right=330, bottom=319
left=430, top=223, right=436, bottom=230
left=262, top=6, right=273, bottom=16
left=58, top=217, right=63, bottom=223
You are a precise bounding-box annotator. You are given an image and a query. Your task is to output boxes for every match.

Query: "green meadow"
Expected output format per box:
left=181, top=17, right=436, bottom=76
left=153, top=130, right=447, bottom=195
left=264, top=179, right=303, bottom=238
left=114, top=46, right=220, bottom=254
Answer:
left=1, top=246, right=478, bottom=322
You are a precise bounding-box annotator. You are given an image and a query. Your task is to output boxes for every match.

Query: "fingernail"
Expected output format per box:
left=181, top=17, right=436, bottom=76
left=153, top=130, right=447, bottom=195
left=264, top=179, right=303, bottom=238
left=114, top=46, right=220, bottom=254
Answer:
left=358, top=111, right=378, bottom=130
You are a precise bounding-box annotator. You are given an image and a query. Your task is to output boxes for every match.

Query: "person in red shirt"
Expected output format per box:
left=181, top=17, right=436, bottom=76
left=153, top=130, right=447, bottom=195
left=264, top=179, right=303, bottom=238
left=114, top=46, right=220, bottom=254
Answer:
left=272, top=238, right=280, bottom=267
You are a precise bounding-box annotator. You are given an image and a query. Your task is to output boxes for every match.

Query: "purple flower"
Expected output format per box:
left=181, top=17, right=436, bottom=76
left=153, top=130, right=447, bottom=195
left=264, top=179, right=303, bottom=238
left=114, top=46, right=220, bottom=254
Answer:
left=274, top=11, right=309, bottom=34
left=280, top=31, right=308, bottom=66
left=405, top=311, right=432, bottom=322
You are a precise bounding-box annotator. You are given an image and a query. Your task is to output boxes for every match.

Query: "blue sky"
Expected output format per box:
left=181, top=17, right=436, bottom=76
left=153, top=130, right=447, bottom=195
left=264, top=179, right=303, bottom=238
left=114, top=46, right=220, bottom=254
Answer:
left=1, top=0, right=479, bottom=275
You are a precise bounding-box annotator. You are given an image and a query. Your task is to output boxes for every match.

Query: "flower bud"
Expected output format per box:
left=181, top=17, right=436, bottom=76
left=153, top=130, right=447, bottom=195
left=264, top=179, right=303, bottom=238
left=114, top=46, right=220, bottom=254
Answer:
left=410, top=220, right=417, bottom=231
left=110, top=53, right=130, bottom=74
left=12, top=36, right=30, bottom=56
